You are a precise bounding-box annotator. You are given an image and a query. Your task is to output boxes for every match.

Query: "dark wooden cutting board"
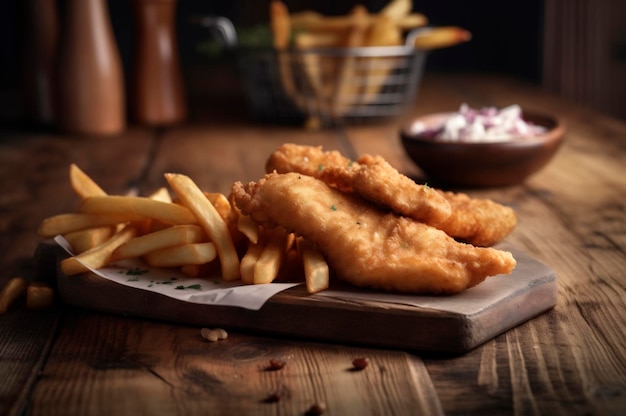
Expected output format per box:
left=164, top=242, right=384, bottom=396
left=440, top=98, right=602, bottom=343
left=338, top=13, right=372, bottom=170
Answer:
left=35, top=241, right=557, bottom=354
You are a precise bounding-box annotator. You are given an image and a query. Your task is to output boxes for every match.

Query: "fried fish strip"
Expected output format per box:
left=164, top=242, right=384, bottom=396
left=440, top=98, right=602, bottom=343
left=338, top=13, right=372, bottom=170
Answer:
left=435, top=189, right=517, bottom=247
left=324, top=154, right=516, bottom=246
left=265, top=144, right=452, bottom=226
left=232, top=173, right=516, bottom=295
left=266, top=144, right=516, bottom=246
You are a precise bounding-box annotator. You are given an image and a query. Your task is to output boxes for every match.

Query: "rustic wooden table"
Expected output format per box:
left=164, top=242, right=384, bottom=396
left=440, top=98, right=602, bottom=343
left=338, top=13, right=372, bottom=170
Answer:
left=1, top=73, right=624, bottom=415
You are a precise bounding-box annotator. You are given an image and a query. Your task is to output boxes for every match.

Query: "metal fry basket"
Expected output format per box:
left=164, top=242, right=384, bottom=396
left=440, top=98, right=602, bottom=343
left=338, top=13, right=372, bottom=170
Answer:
left=199, top=17, right=428, bottom=126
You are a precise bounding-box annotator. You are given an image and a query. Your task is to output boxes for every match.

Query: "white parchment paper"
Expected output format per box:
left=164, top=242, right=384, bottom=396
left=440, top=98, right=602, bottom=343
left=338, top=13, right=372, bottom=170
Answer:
left=54, top=235, right=300, bottom=310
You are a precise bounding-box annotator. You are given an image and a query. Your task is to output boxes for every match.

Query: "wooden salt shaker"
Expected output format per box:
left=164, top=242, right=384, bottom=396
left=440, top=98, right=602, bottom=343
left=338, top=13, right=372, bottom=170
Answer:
left=56, top=0, right=126, bottom=135
left=131, top=0, right=187, bottom=126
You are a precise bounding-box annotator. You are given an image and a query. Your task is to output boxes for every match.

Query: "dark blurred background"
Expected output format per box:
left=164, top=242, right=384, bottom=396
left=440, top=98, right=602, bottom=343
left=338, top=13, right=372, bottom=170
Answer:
left=1, top=0, right=625, bottom=124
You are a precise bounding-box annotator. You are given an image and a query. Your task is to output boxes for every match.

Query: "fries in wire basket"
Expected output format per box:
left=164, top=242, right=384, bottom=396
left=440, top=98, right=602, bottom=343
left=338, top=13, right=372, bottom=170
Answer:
left=265, top=0, right=470, bottom=127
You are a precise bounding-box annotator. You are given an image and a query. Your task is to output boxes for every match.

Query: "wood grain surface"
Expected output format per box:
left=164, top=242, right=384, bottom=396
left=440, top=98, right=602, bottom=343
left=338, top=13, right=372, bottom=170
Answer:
left=40, top=242, right=557, bottom=354
left=1, top=73, right=624, bottom=415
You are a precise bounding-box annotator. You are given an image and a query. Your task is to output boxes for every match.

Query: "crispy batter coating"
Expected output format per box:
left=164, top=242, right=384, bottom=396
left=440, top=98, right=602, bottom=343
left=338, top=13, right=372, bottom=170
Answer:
left=266, top=144, right=452, bottom=227
left=265, top=143, right=353, bottom=177
left=265, top=143, right=516, bottom=246
left=436, top=190, right=517, bottom=247
left=231, top=173, right=516, bottom=295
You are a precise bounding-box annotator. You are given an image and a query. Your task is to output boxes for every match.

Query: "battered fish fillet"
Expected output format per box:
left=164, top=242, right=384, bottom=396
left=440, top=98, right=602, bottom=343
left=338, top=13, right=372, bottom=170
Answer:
left=266, top=144, right=516, bottom=246
left=435, top=190, right=517, bottom=247
left=231, top=172, right=516, bottom=295
left=266, top=144, right=453, bottom=227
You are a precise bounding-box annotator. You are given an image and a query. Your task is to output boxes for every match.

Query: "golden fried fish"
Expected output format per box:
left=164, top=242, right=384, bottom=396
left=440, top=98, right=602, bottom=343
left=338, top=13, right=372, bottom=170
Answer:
left=266, top=143, right=516, bottom=246
left=266, top=144, right=453, bottom=227
left=232, top=172, right=516, bottom=295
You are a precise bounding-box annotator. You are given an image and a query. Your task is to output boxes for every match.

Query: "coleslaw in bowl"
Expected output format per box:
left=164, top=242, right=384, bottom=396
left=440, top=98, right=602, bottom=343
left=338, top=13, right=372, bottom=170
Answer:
left=400, top=105, right=565, bottom=187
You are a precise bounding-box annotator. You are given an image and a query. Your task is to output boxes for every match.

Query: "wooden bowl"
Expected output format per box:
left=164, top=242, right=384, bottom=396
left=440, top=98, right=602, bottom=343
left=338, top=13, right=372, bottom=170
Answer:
left=400, top=111, right=565, bottom=187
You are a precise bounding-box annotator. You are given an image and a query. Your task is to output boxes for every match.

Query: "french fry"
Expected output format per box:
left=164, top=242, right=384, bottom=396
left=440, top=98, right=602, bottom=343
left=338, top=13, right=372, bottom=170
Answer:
left=360, top=13, right=403, bottom=105
left=270, top=0, right=291, bottom=50
left=396, top=13, right=428, bottom=31
left=164, top=173, right=241, bottom=281
left=253, top=227, right=292, bottom=284
left=290, top=9, right=426, bottom=33
left=294, top=32, right=340, bottom=124
left=240, top=239, right=264, bottom=284
left=110, top=224, right=206, bottom=262
left=204, top=192, right=231, bottom=219
left=332, top=4, right=369, bottom=118
left=26, top=282, right=54, bottom=310
left=0, top=277, right=27, bottom=314
left=143, top=242, right=217, bottom=268
left=79, top=195, right=198, bottom=225
left=270, top=1, right=306, bottom=111
left=148, top=187, right=172, bottom=203
left=70, top=163, right=107, bottom=199
left=237, top=214, right=260, bottom=245
left=39, top=213, right=131, bottom=238
left=63, top=226, right=115, bottom=253
left=380, top=0, right=412, bottom=21
left=411, top=26, right=471, bottom=50
left=61, top=225, right=138, bottom=276
left=298, top=238, right=330, bottom=294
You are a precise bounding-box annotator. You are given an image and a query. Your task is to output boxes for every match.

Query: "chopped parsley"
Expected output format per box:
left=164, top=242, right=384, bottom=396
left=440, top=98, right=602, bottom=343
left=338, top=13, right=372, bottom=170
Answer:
left=330, top=204, right=337, bottom=211
left=175, top=284, right=202, bottom=290
left=124, top=267, right=149, bottom=276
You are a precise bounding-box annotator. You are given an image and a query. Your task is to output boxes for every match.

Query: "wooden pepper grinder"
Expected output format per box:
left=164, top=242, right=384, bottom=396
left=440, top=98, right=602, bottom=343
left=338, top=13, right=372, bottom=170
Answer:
left=56, top=0, right=126, bottom=135
left=131, top=0, right=187, bottom=126
left=22, top=0, right=58, bottom=126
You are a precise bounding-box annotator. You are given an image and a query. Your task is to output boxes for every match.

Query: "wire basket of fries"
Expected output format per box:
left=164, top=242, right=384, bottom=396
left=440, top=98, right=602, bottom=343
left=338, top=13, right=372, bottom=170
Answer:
left=235, top=43, right=427, bottom=127
left=197, top=1, right=470, bottom=128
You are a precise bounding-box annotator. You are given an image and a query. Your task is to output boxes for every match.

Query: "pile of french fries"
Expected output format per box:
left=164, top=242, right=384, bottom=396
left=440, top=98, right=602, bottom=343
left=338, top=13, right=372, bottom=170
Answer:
left=38, top=165, right=330, bottom=294
left=268, top=0, right=470, bottom=127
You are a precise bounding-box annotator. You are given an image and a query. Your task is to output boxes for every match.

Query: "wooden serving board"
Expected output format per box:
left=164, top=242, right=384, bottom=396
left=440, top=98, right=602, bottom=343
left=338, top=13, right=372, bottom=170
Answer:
left=36, top=242, right=557, bottom=354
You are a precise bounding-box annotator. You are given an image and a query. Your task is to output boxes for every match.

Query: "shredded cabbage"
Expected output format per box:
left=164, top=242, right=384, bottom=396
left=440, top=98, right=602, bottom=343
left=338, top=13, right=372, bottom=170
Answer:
left=411, top=104, right=545, bottom=142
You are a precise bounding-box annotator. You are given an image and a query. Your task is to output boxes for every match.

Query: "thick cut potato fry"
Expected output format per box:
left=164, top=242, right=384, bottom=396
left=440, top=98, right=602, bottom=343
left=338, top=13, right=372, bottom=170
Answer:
left=298, top=238, right=330, bottom=294
left=332, top=5, right=369, bottom=117
left=396, top=13, right=428, bottom=30
left=26, top=282, right=54, bottom=310
left=237, top=214, right=260, bottom=244
left=61, top=225, right=138, bottom=276
left=0, top=277, right=27, bottom=314
left=360, top=14, right=403, bottom=104
left=270, top=0, right=290, bottom=49
left=70, top=164, right=107, bottom=199
left=79, top=196, right=198, bottom=225
left=381, top=0, right=412, bottom=20
left=204, top=193, right=231, bottom=219
left=111, top=224, right=207, bottom=262
left=240, top=240, right=264, bottom=285
left=143, top=242, right=217, bottom=268
left=253, top=227, right=292, bottom=284
left=290, top=9, right=426, bottom=33
left=412, top=26, right=471, bottom=50
left=39, top=213, right=131, bottom=238
left=148, top=187, right=172, bottom=203
left=164, top=173, right=240, bottom=281
left=64, top=226, right=115, bottom=253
